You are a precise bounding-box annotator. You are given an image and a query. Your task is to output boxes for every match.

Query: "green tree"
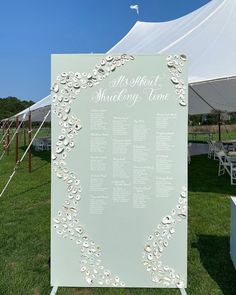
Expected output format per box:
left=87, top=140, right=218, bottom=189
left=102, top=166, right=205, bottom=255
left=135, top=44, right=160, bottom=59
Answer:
left=0, top=96, right=34, bottom=121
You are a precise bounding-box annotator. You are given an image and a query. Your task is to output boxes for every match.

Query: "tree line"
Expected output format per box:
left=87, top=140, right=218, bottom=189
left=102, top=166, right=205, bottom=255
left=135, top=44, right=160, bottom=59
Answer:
left=0, top=97, right=34, bottom=121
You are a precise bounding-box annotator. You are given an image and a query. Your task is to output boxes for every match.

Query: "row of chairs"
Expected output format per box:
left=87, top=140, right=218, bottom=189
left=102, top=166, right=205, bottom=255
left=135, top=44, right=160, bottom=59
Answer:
left=33, top=138, right=51, bottom=151
left=208, top=141, right=236, bottom=159
left=208, top=140, right=236, bottom=185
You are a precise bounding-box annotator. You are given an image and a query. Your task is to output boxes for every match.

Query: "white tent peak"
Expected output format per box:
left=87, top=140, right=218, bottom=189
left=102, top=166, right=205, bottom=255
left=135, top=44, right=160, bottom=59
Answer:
left=135, top=0, right=226, bottom=25
left=108, top=0, right=236, bottom=114
left=109, top=0, right=228, bottom=54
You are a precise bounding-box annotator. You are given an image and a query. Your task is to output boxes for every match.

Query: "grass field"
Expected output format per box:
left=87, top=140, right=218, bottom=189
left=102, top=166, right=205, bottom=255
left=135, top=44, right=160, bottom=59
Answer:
left=0, top=129, right=236, bottom=295
left=188, top=131, right=236, bottom=142
left=188, top=125, right=236, bottom=142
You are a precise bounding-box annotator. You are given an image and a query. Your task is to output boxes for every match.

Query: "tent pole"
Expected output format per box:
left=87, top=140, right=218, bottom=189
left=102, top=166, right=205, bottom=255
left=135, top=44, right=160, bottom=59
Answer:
left=0, top=120, right=14, bottom=144
left=218, top=112, right=221, bottom=141
left=2, top=120, right=7, bottom=136
left=2, top=121, right=5, bottom=149
left=7, top=122, right=10, bottom=156
left=15, top=116, right=19, bottom=163
left=3, top=121, right=7, bottom=152
left=189, top=85, right=223, bottom=141
left=24, top=127, right=26, bottom=146
left=28, top=111, right=32, bottom=173
left=0, top=110, right=51, bottom=199
left=0, top=115, right=26, bottom=162
left=2, top=121, right=4, bottom=136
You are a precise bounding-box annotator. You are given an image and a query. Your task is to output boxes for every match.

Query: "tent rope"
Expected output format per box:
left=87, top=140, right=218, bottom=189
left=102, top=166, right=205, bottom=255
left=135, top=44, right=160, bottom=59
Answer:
left=0, top=120, right=9, bottom=133
left=0, top=120, right=14, bottom=144
left=189, top=85, right=217, bottom=112
left=0, top=110, right=51, bottom=199
left=0, top=114, right=27, bottom=161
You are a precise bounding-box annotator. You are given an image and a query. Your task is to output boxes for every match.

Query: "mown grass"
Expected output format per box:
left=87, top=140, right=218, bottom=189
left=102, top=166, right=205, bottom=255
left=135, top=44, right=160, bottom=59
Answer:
left=0, top=129, right=236, bottom=295
left=188, top=130, right=236, bottom=142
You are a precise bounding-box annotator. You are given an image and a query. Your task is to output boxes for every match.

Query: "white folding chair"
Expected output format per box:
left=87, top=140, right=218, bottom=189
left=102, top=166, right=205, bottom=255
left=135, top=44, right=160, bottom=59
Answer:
left=213, top=141, right=225, bottom=160
left=208, top=140, right=215, bottom=159
left=230, top=162, right=236, bottom=185
left=231, top=143, right=236, bottom=152
left=217, top=150, right=236, bottom=185
left=35, top=140, right=44, bottom=151
left=32, top=138, right=39, bottom=148
left=228, top=145, right=234, bottom=152
left=46, top=141, right=51, bottom=151
left=217, top=150, right=230, bottom=176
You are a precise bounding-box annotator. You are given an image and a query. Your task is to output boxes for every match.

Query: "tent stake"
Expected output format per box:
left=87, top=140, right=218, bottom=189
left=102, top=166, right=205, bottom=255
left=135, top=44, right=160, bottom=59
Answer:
left=28, top=111, right=32, bottom=173
left=15, top=116, right=19, bottom=163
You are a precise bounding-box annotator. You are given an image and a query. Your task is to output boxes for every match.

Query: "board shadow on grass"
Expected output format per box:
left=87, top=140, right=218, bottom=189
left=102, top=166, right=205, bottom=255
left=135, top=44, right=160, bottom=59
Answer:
left=188, top=155, right=236, bottom=196
left=31, top=162, right=48, bottom=173
left=192, top=235, right=236, bottom=295
left=19, top=146, right=51, bottom=163
left=8, top=180, right=51, bottom=198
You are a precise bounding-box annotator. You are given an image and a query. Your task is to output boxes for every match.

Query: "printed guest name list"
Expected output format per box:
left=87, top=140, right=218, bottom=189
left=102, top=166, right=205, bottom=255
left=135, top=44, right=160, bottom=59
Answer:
left=88, top=75, right=175, bottom=214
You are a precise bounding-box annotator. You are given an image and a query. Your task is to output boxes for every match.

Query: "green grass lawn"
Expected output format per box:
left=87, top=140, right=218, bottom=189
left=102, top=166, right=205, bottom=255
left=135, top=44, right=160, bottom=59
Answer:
left=0, top=129, right=236, bottom=294
left=188, top=130, right=236, bottom=142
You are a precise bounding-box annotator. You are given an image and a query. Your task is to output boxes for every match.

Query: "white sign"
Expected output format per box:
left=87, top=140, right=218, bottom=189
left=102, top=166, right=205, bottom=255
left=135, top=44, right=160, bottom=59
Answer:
left=51, top=54, right=188, bottom=289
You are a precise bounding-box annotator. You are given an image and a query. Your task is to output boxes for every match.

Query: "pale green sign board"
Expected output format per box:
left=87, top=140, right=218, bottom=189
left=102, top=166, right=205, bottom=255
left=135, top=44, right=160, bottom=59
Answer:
left=51, top=54, right=188, bottom=288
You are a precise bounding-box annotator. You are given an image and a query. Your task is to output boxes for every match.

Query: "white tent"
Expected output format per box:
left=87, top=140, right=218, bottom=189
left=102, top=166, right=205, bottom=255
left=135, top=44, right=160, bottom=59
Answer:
left=108, top=0, right=236, bottom=115
left=2, top=95, right=51, bottom=122
left=2, top=0, right=236, bottom=121
left=17, top=94, right=51, bottom=122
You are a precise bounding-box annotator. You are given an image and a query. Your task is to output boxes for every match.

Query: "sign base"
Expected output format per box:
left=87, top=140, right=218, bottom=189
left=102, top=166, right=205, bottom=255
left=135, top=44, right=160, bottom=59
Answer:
left=50, top=286, right=187, bottom=295
left=180, top=288, right=188, bottom=295
left=50, top=286, right=58, bottom=295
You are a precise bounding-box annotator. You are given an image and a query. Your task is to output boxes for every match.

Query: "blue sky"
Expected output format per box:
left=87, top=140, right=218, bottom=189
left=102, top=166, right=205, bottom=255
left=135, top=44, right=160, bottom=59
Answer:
left=0, top=0, right=210, bottom=102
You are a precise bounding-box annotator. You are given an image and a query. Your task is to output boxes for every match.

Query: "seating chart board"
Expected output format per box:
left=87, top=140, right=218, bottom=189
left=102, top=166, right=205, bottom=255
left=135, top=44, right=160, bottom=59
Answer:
left=51, top=54, right=188, bottom=288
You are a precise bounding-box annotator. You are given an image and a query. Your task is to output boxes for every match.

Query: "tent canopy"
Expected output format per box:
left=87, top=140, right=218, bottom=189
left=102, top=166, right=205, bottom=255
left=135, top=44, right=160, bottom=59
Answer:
left=2, top=95, right=51, bottom=122
left=109, top=0, right=236, bottom=115
left=2, top=0, right=236, bottom=121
